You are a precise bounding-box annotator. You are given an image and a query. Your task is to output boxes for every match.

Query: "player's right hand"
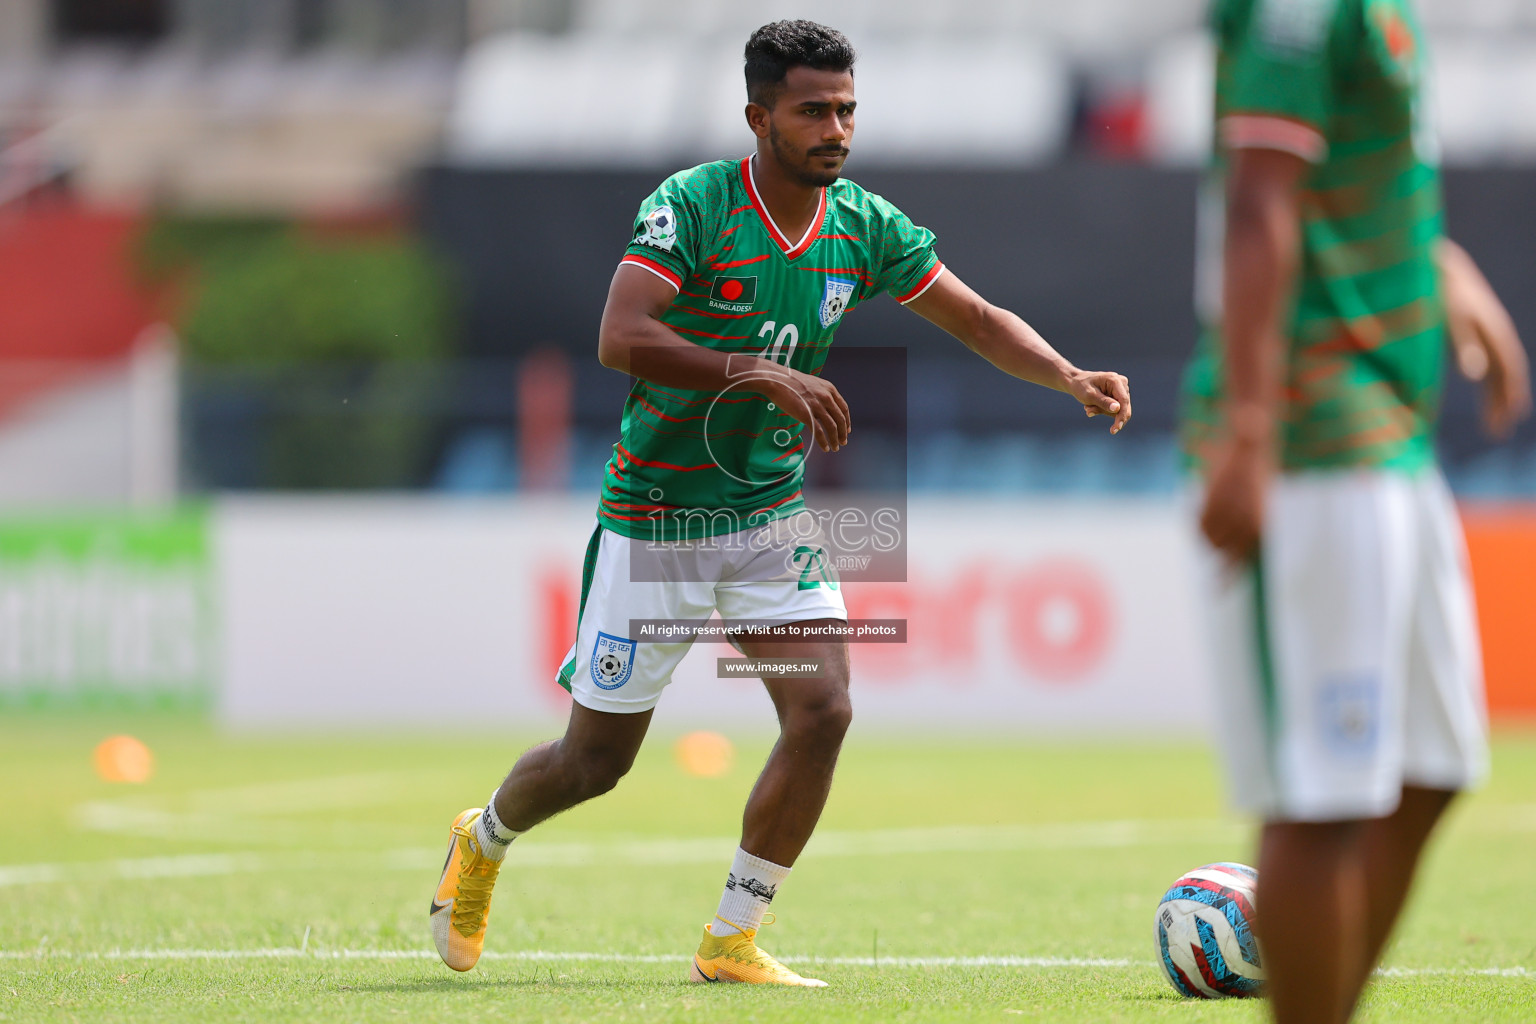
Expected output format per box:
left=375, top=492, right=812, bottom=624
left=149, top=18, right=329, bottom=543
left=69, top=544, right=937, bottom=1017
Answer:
left=757, top=368, right=851, bottom=452
left=1069, top=369, right=1133, bottom=435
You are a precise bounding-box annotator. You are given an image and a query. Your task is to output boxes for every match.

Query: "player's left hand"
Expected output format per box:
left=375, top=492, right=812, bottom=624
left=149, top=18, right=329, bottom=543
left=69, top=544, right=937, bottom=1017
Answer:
left=1442, top=241, right=1532, bottom=438
left=1067, top=369, right=1133, bottom=435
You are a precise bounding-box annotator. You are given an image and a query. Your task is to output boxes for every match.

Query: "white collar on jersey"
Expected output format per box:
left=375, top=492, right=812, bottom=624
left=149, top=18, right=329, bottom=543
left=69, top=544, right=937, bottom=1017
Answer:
left=742, top=154, right=826, bottom=260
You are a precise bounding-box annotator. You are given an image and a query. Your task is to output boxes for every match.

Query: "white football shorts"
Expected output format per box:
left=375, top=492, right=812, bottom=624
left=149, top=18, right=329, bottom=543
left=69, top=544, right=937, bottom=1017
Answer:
left=1194, top=467, right=1488, bottom=822
left=555, top=511, right=849, bottom=714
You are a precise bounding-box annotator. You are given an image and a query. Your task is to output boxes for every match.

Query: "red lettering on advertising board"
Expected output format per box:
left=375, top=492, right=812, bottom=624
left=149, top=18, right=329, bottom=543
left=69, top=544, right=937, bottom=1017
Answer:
left=843, top=582, right=914, bottom=679
left=846, top=559, right=1113, bottom=686
left=539, top=567, right=576, bottom=706
left=1003, top=561, right=1112, bottom=683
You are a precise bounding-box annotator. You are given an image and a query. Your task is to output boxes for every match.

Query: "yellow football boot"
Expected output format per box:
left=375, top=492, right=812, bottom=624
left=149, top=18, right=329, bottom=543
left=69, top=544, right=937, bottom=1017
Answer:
left=687, top=917, right=827, bottom=987
left=429, top=807, right=502, bottom=971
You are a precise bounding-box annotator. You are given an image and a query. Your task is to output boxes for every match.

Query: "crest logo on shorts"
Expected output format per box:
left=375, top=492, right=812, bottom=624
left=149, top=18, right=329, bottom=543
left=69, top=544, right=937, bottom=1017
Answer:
left=1318, top=674, right=1381, bottom=758
left=819, top=277, right=856, bottom=328
left=590, top=631, right=636, bottom=690
left=635, top=206, right=678, bottom=252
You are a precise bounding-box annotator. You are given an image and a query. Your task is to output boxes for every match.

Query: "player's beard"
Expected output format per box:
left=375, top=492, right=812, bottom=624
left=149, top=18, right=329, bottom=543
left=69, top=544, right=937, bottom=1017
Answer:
left=768, top=123, right=846, bottom=188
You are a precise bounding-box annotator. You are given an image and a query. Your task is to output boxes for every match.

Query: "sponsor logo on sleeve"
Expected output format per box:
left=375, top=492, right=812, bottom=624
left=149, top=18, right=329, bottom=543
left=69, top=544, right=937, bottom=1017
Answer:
left=636, top=205, right=678, bottom=252
left=708, top=275, right=758, bottom=312
left=818, top=276, right=857, bottom=328
left=590, top=632, right=636, bottom=690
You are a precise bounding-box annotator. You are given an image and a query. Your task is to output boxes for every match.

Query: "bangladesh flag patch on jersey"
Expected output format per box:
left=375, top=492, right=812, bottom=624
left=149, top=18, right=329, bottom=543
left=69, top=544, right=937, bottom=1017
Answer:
left=709, top=275, right=758, bottom=312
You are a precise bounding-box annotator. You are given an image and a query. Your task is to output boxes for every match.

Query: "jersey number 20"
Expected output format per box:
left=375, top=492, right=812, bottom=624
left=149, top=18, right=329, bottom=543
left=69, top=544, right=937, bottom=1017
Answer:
left=759, top=321, right=799, bottom=366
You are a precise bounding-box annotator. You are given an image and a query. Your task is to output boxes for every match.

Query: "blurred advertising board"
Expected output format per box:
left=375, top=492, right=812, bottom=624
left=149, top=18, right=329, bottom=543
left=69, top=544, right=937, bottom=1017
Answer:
left=214, top=497, right=1211, bottom=734
left=15, top=498, right=1526, bottom=729
left=0, top=510, right=215, bottom=710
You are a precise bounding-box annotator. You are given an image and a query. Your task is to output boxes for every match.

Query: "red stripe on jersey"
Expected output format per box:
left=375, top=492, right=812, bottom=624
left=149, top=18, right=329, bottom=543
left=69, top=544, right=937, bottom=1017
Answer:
left=772, top=442, right=805, bottom=462
left=797, top=266, right=871, bottom=275
left=600, top=490, right=802, bottom=524
left=670, top=324, right=750, bottom=341
left=798, top=266, right=876, bottom=286
left=728, top=203, right=754, bottom=216
left=895, top=261, right=945, bottom=304
left=646, top=386, right=762, bottom=407
left=600, top=500, right=680, bottom=512
left=597, top=510, right=670, bottom=522
left=740, top=156, right=825, bottom=259
left=634, top=394, right=709, bottom=423
left=820, top=234, right=861, bottom=241
left=686, top=307, right=763, bottom=320
left=710, top=254, right=772, bottom=270
left=619, top=254, right=682, bottom=290
left=614, top=443, right=717, bottom=472
left=718, top=225, right=741, bottom=239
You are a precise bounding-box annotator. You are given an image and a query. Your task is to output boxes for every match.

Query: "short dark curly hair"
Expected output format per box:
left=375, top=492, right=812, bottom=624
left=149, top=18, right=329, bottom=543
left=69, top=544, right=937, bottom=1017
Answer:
left=744, top=20, right=856, bottom=107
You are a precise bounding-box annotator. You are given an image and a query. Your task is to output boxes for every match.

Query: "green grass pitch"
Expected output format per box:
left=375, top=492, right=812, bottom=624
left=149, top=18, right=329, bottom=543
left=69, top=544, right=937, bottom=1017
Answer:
left=2, top=715, right=1533, bottom=1022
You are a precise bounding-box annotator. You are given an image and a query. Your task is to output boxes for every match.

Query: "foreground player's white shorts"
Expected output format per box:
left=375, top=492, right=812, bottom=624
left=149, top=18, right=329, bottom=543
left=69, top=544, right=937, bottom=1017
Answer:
left=1194, top=467, right=1488, bottom=822
left=555, top=511, right=849, bottom=714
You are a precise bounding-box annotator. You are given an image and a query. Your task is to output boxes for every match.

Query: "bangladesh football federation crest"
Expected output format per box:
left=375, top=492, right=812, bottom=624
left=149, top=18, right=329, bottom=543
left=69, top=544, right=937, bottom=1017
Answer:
left=819, top=276, right=856, bottom=328
left=590, top=631, right=636, bottom=690
left=635, top=205, right=678, bottom=252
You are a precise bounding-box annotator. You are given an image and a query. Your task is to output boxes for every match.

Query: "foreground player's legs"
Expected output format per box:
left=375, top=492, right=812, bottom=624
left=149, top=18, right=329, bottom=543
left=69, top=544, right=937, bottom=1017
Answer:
left=691, top=626, right=850, bottom=986
left=430, top=701, right=651, bottom=971
left=1257, top=819, right=1368, bottom=1024
left=1262, top=785, right=1457, bottom=1024
left=1343, top=785, right=1457, bottom=1012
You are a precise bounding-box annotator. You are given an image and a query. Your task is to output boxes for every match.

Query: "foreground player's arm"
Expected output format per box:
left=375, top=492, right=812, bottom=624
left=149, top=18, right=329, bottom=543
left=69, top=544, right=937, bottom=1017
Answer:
left=904, top=271, right=1132, bottom=434
left=1439, top=239, right=1531, bottom=439
left=1199, top=146, right=1310, bottom=562
left=597, top=265, right=850, bottom=451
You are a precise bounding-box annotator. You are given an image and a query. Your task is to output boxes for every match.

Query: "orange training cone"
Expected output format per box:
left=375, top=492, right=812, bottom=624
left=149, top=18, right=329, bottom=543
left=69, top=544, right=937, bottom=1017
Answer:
left=674, top=731, right=734, bottom=778
left=94, top=735, right=155, bottom=783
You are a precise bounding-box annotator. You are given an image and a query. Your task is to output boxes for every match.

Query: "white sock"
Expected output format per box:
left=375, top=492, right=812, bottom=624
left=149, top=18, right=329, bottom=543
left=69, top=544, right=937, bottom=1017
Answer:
left=711, top=848, right=791, bottom=937
left=473, top=794, right=522, bottom=862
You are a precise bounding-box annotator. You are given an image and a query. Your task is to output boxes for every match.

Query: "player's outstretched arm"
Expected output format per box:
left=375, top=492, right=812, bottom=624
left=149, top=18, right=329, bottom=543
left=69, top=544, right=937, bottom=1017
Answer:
left=903, top=270, right=1132, bottom=435
left=597, top=264, right=850, bottom=451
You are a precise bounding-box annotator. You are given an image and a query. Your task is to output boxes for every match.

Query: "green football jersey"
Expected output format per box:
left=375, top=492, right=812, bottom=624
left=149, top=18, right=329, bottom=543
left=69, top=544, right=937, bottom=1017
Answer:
left=1180, top=0, right=1446, bottom=472
left=601, top=156, right=943, bottom=541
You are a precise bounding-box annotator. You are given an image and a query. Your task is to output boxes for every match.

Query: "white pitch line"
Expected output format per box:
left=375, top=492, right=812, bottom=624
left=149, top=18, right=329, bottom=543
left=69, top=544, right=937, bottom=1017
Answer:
left=0, top=818, right=1243, bottom=890
left=0, top=949, right=1142, bottom=968
left=0, top=949, right=1529, bottom=978
left=0, top=949, right=1124, bottom=967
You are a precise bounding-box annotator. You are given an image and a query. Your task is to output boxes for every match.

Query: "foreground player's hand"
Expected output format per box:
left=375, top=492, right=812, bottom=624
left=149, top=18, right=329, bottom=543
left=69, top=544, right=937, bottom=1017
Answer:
left=1442, top=243, right=1532, bottom=439
left=1068, top=369, right=1133, bottom=435
left=1199, top=433, right=1271, bottom=564
left=757, top=366, right=851, bottom=452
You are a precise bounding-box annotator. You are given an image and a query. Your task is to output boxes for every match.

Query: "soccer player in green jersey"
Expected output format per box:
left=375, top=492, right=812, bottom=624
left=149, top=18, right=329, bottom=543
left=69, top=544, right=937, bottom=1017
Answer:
left=1182, top=0, right=1530, bottom=1019
left=429, top=20, right=1132, bottom=985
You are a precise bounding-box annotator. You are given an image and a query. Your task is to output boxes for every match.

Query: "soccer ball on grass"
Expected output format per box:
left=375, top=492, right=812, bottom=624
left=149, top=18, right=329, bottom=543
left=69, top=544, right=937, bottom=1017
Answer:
left=1154, top=861, right=1264, bottom=999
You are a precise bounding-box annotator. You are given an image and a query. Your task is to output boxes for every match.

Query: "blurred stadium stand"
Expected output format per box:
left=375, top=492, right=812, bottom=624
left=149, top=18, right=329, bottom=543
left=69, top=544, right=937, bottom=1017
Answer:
left=1, top=0, right=1535, bottom=500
